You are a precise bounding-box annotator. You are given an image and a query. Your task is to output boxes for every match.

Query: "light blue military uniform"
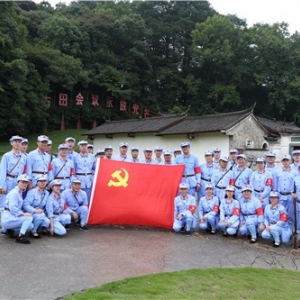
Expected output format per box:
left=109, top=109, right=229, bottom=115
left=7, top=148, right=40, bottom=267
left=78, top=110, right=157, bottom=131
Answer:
left=52, top=144, right=75, bottom=191
left=227, top=149, right=238, bottom=171
left=163, top=150, right=173, bottom=165
left=273, top=154, right=297, bottom=228
left=129, top=147, right=140, bottom=163
left=1, top=175, right=33, bottom=235
left=261, top=192, right=291, bottom=245
left=292, top=170, right=300, bottom=237
left=26, top=136, right=53, bottom=187
left=153, top=146, right=164, bottom=165
left=23, top=176, right=50, bottom=233
left=61, top=186, right=88, bottom=228
left=173, top=185, right=197, bottom=232
left=198, top=189, right=219, bottom=232
left=174, top=142, right=201, bottom=195
left=239, top=186, right=264, bottom=240
left=73, top=141, right=95, bottom=202
left=0, top=136, right=27, bottom=210
left=140, top=148, right=155, bottom=164
left=291, top=150, right=300, bottom=172
left=66, top=150, right=78, bottom=162
left=249, top=158, right=273, bottom=209
left=45, top=180, right=71, bottom=235
left=211, top=157, right=234, bottom=201
left=199, top=152, right=218, bottom=198
left=218, top=186, right=240, bottom=235
left=212, top=147, right=221, bottom=168
left=112, top=142, right=131, bottom=162
left=233, top=155, right=253, bottom=201
left=60, top=137, right=79, bottom=162
left=291, top=162, right=300, bottom=172
left=265, top=152, right=280, bottom=177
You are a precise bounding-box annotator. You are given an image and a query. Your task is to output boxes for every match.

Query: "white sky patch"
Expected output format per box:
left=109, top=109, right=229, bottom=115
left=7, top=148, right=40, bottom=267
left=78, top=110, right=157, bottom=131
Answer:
left=209, top=0, right=300, bottom=34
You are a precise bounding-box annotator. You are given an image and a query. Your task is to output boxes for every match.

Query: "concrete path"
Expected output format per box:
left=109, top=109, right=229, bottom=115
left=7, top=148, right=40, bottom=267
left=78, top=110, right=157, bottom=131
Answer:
left=0, top=226, right=299, bottom=300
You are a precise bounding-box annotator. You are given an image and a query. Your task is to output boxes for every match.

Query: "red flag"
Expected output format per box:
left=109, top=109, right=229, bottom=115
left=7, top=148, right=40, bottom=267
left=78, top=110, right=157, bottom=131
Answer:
left=88, top=159, right=184, bottom=228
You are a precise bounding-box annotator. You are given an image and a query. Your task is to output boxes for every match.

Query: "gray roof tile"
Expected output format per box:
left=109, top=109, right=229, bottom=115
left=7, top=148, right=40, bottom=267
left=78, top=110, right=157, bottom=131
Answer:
left=257, top=117, right=300, bottom=134
left=84, top=115, right=185, bottom=135
left=157, top=108, right=252, bottom=135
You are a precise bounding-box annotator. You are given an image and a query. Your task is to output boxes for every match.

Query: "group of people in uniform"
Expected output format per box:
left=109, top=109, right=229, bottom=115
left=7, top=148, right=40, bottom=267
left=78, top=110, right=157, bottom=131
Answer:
left=0, top=135, right=93, bottom=244
left=1, top=135, right=300, bottom=248
left=172, top=142, right=300, bottom=248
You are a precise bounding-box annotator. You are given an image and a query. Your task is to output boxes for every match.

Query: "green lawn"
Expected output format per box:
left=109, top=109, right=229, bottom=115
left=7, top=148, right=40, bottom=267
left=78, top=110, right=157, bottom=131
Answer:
left=0, top=129, right=89, bottom=156
left=64, top=267, right=300, bottom=299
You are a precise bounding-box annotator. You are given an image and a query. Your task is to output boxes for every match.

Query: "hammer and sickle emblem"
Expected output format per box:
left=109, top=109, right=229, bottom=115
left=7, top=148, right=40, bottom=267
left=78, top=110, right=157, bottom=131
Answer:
left=108, top=168, right=129, bottom=188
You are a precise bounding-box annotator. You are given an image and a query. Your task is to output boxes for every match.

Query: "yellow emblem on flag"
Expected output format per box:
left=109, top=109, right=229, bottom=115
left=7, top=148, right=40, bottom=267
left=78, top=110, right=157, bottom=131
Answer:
left=108, top=168, right=129, bottom=188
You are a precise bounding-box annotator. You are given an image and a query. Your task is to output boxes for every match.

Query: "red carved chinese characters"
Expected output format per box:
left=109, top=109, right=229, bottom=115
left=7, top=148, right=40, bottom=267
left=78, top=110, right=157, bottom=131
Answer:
left=91, top=94, right=99, bottom=106
left=76, top=93, right=84, bottom=106
left=120, top=100, right=127, bottom=111
left=144, top=108, right=150, bottom=118
left=132, top=104, right=139, bottom=115
left=106, top=96, right=113, bottom=108
left=59, top=93, right=68, bottom=107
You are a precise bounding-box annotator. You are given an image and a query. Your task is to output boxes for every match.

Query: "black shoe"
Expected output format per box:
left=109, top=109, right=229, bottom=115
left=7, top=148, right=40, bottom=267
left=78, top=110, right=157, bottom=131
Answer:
left=232, top=233, right=238, bottom=237
left=210, top=230, right=216, bottom=235
left=79, top=226, right=89, bottom=232
left=205, top=227, right=212, bottom=233
left=41, top=227, right=48, bottom=235
left=250, top=238, right=257, bottom=244
left=185, top=230, right=191, bottom=236
left=273, top=242, right=280, bottom=247
left=223, top=232, right=228, bottom=237
left=7, top=229, right=15, bottom=239
left=16, top=235, right=31, bottom=244
left=64, top=224, right=70, bottom=230
left=30, top=232, right=41, bottom=239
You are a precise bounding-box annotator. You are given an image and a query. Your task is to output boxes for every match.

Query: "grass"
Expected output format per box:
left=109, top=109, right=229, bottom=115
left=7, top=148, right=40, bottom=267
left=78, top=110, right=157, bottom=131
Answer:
left=0, top=129, right=89, bottom=156
left=64, top=267, right=300, bottom=299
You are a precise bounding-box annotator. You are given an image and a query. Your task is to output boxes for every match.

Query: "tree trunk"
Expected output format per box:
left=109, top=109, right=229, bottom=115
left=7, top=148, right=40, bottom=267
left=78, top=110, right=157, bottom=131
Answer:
left=60, top=111, right=65, bottom=131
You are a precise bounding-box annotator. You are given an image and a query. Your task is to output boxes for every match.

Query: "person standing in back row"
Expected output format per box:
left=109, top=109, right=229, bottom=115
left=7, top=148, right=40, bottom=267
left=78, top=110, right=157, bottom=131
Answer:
left=26, top=135, right=53, bottom=189
left=174, top=142, right=201, bottom=196
left=73, top=140, right=95, bottom=203
left=0, top=136, right=27, bottom=212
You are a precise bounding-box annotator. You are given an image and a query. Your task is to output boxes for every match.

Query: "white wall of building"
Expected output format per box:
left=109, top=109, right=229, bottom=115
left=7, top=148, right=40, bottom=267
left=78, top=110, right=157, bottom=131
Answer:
left=93, top=132, right=229, bottom=164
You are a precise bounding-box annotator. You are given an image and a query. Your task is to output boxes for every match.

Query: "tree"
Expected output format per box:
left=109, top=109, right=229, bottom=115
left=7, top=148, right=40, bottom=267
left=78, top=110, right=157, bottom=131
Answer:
left=249, top=23, right=300, bottom=121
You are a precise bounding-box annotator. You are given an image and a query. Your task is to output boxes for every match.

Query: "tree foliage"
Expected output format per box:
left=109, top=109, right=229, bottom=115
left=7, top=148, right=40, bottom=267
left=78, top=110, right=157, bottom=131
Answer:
left=0, top=1, right=300, bottom=139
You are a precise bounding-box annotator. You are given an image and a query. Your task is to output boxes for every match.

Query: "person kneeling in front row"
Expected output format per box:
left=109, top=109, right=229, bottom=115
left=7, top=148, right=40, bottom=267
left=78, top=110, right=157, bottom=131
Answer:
left=198, top=183, right=219, bottom=234
left=1, top=175, right=33, bottom=244
left=261, top=191, right=291, bottom=247
left=173, top=183, right=197, bottom=236
left=23, top=174, right=50, bottom=239
left=61, top=178, right=89, bottom=232
left=218, top=186, right=240, bottom=236
left=46, top=179, right=71, bottom=236
left=239, top=185, right=264, bottom=244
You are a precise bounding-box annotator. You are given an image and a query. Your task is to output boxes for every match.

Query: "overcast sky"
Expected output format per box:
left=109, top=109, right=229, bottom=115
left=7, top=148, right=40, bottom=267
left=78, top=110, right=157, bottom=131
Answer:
left=35, top=0, right=300, bottom=34
left=209, top=0, right=299, bottom=34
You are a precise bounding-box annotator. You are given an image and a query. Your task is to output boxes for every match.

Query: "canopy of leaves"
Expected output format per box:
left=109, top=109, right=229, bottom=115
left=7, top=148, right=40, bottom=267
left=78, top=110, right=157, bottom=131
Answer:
left=0, top=0, right=300, bottom=139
